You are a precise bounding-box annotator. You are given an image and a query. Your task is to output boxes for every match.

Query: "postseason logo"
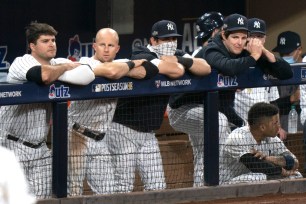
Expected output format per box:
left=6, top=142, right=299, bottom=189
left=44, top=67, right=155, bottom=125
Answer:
left=92, top=82, right=133, bottom=92
left=48, top=84, right=70, bottom=99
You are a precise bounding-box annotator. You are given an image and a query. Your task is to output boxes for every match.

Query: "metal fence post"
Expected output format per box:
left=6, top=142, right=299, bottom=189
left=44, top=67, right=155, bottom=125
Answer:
left=52, top=101, right=68, bottom=198
left=204, top=91, right=219, bottom=185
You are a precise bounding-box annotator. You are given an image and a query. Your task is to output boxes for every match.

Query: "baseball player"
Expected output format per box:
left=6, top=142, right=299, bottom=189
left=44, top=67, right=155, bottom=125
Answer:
left=104, top=19, right=211, bottom=193
left=169, top=13, right=293, bottom=187
left=234, top=18, right=280, bottom=124
left=272, top=31, right=303, bottom=133
left=0, top=22, right=94, bottom=199
left=67, top=28, right=159, bottom=195
left=220, top=102, right=302, bottom=184
left=168, top=12, right=228, bottom=188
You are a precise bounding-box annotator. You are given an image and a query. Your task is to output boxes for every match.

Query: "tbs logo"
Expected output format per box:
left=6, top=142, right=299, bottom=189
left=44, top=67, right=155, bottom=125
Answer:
left=49, top=84, right=70, bottom=99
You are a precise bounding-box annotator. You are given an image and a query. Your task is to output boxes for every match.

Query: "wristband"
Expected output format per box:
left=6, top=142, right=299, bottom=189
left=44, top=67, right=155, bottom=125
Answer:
left=141, top=61, right=159, bottom=79
left=176, top=56, right=193, bottom=70
left=283, top=155, right=295, bottom=170
left=126, top=61, right=135, bottom=70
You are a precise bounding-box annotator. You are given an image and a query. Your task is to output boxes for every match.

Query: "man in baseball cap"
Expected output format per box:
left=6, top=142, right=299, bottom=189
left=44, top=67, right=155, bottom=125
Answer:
left=272, top=31, right=302, bottom=55
left=272, top=31, right=302, bottom=134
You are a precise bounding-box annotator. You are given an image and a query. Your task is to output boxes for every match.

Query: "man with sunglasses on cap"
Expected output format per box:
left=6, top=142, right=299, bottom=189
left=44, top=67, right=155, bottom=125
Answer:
left=234, top=18, right=288, bottom=140
left=105, top=19, right=211, bottom=193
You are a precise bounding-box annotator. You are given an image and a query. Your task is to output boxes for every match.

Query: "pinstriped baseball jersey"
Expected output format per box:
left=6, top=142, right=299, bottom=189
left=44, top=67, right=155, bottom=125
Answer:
left=0, top=54, right=72, bottom=143
left=220, top=126, right=291, bottom=184
left=68, top=56, right=117, bottom=132
left=7, top=54, right=71, bottom=83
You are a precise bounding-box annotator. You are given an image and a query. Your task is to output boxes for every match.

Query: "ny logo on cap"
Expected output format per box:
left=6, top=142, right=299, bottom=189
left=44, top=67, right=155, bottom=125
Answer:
left=280, top=37, right=286, bottom=45
left=167, top=23, right=174, bottom=30
left=254, top=21, right=261, bottom=28
left=237, top=17, right=244, bottom=25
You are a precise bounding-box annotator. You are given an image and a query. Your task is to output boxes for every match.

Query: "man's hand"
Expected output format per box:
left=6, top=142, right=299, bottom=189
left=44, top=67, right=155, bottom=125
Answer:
left=251, top=148, right=267, bottom=160
left=246, top=38, right=263, bottom=60
left=281, top=168, right=300, bottom=177
left=278, top=127, right=287, bottom=140
left=59, top=62, right=81, bottom=71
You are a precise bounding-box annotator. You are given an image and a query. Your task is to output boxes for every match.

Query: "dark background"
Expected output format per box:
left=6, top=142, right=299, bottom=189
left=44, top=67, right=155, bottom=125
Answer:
left=0, top=0, right=245, bottom=67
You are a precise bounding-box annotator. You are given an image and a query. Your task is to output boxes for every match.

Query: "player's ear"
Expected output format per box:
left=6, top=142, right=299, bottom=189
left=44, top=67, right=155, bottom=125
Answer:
left=221, top=31, right=226, bottom=41
left=29, top=43, right=35, bottom=52
left=260, top=124, right=265, bottom=131
left=116, top=45, right=120, bottom=54
left=150, top=37, right=157, bottom=45
left=92, top=42, right=97, bottom=52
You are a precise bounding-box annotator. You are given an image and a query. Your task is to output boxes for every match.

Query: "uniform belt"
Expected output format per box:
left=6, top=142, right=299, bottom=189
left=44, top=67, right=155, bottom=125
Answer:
left=72, top=123, right=105, bottom=141
left=7, top=134, right=44, bottom=149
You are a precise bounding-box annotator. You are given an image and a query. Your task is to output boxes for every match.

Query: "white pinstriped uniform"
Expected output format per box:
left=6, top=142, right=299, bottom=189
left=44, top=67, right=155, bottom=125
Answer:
left=0, top=54, right=74, bottom=198
left=168, top=105, right=230, bottom=187
left=234, top=87, right=279, bottom=123
left=220, top=126, right=302, bottom=184
left=67, top=56, right=117, bottom=195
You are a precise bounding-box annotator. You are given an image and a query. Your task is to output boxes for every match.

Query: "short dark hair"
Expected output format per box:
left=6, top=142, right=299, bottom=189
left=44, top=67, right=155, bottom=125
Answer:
left=25, top=22, right=57, bottom=45
left=248, top=102, right=279, bottom=126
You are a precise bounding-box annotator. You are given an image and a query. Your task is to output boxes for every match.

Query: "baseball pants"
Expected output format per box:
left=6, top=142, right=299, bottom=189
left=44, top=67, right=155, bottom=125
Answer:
left=105, top=122, right=166, bottom=193
left=168, top=104, right=230, bottom=187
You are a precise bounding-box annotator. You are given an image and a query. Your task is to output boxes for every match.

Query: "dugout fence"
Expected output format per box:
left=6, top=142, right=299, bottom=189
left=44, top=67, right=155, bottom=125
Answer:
left=0, top=63, right=306, bottom=200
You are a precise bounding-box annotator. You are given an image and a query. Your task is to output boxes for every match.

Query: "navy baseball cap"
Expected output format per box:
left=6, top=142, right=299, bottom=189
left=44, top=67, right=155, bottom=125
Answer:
left=248, top=18, right=266, bottom=35
left=222, top=13, right=248, bottom=32
left=151, top=20, right=182, bottom=38
left=272, top=31, right=301, bottom=54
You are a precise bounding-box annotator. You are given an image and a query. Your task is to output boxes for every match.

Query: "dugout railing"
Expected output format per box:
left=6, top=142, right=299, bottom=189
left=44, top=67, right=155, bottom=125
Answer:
left=0, top=63, right=306, bottom=198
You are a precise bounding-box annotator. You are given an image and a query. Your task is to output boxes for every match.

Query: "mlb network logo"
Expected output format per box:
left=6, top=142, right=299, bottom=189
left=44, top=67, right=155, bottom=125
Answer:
left=48, top=84, right=70, bottom=99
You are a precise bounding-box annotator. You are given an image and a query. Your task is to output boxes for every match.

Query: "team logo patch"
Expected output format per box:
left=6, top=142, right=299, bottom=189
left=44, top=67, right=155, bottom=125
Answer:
left=49, top=84, right=70, bottom=99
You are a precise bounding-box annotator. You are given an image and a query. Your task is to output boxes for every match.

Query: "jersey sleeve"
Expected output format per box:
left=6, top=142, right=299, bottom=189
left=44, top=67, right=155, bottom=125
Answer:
left=224, top=128, right=254, bottom=160
left=79, top=57, right=100, bottom=70
left=7, top=54, right=40, bottom=83
left=57, top=64, right=95, bottom=85
left=55, top=57, right=95, bottom=85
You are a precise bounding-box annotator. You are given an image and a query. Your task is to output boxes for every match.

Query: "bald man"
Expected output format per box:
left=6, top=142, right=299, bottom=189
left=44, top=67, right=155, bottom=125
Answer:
left=68, top=28, right=158, bottom=196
